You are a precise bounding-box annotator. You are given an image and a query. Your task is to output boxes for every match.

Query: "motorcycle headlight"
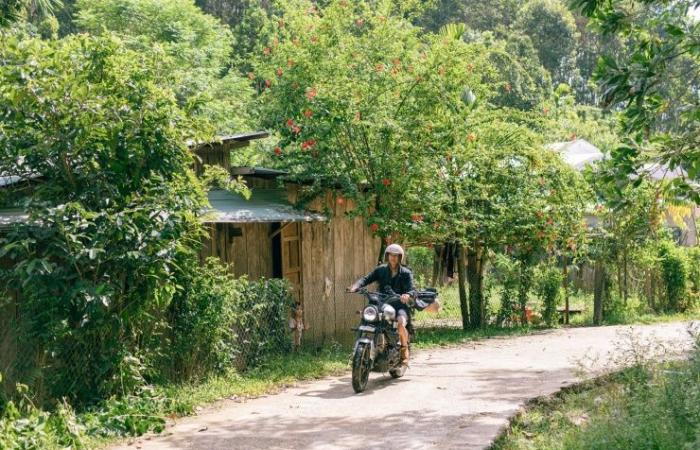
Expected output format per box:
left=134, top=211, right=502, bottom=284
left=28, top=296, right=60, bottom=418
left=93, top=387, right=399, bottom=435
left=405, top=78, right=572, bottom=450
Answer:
left=381, top=304, right=396, bottom=321
left=362, top=305, right=379, bottom=322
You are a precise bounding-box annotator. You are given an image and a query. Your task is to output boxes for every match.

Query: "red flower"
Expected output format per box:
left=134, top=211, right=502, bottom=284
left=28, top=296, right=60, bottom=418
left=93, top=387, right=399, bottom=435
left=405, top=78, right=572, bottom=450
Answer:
left=264, top=79, right=272, bottom=88
left=274, top=147, right=282, bottom=156
left=392, top=58, right=401, bottom=67
left=569, top=133, right=577, bottom=141
left=336, top=196, right=345, bottom=205
left=547, top=218, right=554, bottom=226
left=433, top=222, right=440, bottom=229
left=287, top=58, right=295, bottom=67
left=382, top=178, right=391, bottom=187
left=276, top=68, right=283, bottom=77
left=286, top=118, right=295, bottom=127
left=263, top=47, right=271, bottom=55
left=292, top=126, right=301, bottom=135
left=306, top=87, right=317, bottom=100
left=303, top=109, right=313, bottom=118
left=370, top=223, right=379, bottom=232
left=247, top=72, right=255, bottom=80
left=301, top=139, right=316, bottom=150
left=375, top=63, right=385, bottom=73
left=411, top=214, right=424, bottom=223
left=467, top=133, right=476, bottom=142
left=466, top=63, right=475, bottom=72
left=543, top=107, right=550, bottom=115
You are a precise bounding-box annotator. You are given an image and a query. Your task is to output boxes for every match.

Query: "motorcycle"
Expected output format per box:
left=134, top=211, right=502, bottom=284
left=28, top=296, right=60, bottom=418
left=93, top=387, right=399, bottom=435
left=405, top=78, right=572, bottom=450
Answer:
left=347, top=286, right=438, bottom=393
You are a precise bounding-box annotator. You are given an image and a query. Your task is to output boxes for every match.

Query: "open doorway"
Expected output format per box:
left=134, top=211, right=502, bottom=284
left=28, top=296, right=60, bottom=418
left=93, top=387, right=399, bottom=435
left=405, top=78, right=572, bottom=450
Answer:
left=271, top=222, right=282, bottom=278
left=271, top=222, right=303, bottom=304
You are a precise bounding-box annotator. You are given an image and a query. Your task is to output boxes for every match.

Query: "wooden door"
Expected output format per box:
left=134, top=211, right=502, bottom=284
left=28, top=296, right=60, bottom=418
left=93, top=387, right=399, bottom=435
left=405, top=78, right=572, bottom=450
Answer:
left=282, top=222, right=303, bottom=304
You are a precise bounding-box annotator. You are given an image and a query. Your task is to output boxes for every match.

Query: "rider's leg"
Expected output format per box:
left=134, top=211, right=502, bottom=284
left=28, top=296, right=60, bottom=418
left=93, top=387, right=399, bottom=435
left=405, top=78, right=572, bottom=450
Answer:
left=397, top=310, right=409, bottom=366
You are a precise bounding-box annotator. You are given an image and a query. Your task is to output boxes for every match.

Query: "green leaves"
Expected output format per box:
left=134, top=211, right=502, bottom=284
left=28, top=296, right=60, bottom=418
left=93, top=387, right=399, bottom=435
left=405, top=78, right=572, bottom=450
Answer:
left=0, top=30, right=208, bottom=404
left=574, top=0, right=700, bottom=202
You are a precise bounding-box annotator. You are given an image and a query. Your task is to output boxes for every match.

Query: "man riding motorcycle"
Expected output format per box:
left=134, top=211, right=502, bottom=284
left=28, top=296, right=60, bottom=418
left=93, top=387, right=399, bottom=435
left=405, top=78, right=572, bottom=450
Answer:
left=349, top=244, right=414, bottom=368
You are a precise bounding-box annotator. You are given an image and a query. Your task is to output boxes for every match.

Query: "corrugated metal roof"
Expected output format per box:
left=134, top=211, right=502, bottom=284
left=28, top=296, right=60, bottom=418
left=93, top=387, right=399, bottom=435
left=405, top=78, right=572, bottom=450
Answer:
left=0, top=209, right=28, bottom=229
left=230, top=167, right=288, bottom=179
left=187, top=131, right=269, bottom=149
left=202, top=189, right=326, bottom=223
left=546, top=139, right=604, bottom=171
left=0, top=188, right=325, bottom=229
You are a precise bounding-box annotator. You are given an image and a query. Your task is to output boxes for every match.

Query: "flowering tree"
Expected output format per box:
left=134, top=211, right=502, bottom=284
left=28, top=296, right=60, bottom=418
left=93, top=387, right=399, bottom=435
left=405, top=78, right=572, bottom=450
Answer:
left=252, top=0, right=492, bottom=258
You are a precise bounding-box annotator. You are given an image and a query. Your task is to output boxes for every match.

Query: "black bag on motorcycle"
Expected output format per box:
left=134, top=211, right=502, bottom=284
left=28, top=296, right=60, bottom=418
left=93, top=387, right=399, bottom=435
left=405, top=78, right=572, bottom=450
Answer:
left=414, top=288, right=438, bottom=311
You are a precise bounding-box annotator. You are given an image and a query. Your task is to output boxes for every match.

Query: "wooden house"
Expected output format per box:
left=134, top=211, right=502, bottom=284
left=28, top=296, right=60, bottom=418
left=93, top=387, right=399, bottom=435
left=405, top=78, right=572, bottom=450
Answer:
left=193, top=134, right=380, bottom=346
left=0, top=132, right=380, bottom=346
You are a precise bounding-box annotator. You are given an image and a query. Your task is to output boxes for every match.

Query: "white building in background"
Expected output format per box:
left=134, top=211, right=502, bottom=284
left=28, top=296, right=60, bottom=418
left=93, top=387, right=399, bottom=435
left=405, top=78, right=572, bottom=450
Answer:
left=546, top=138, right=698, bottom=247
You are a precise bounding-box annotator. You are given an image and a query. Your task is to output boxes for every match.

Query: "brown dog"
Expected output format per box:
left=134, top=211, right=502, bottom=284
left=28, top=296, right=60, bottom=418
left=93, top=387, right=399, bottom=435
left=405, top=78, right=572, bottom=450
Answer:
left=289, top=303, right=307, bottom=349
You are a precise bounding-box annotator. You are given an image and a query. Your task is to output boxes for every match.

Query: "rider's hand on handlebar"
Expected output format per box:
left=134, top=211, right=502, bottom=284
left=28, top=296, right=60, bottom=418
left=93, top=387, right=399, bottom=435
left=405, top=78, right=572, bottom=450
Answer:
left=347, top=286, right=357, bottom=293
left=400, top=294, right=410, bottom=304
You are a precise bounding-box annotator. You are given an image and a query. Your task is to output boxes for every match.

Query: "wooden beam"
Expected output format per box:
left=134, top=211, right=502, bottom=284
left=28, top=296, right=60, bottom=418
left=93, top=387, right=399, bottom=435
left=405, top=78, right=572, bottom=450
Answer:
left=269, top=221, right=293, bottom=239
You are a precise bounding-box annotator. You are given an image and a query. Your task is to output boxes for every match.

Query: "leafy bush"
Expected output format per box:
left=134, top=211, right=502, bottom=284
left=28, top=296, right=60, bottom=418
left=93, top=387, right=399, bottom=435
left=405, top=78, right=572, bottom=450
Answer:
left=491, top=254, right=520, bottom=327
left=165, top=259, right=244, bottom=382
left=657, top=240, right=690, bottom=312
left=0, top=377, right=86, bottom=450
left=233, top=278, right=294, bottom=370
left=0, top=31, right=206, bottom=405
left=536, top=263, right=562, bottom=326
left=166, top=258, right=294, bottom=379
left=405, top=246, right=434, bottom=284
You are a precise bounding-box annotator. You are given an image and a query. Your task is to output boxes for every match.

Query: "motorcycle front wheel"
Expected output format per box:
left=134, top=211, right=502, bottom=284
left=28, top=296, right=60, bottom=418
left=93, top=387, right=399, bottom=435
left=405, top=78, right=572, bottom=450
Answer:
left=351, top=342, right=371, bottom=393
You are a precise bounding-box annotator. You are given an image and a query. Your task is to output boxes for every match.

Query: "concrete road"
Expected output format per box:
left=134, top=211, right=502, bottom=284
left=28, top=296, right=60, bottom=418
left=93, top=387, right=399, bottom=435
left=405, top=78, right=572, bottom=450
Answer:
left=113, top=322, right=696, bottom=450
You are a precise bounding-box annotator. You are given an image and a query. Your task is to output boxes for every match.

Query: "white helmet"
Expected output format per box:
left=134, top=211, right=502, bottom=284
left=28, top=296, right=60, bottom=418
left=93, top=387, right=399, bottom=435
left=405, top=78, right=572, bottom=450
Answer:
left=384, top=244, right=405, bottom=263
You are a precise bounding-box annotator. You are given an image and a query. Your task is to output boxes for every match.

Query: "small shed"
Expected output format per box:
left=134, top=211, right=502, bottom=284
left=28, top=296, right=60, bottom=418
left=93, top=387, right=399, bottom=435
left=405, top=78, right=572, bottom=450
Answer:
left=191, top=133, right=381, bottom=345
left=198, top=168, right=380, bottom=346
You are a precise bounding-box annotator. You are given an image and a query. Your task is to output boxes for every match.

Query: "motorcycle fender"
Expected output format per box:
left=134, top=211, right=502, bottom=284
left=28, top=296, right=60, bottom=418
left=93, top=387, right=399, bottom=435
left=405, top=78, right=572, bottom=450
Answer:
left=353, top=337, right=375, bottom=360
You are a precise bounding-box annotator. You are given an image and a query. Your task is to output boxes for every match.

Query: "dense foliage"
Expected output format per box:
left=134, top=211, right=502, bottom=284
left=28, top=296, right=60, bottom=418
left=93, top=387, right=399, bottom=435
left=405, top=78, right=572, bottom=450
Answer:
left=0, top=31, right=206, bottom=404
left=1, top=0, right=698, bottom=446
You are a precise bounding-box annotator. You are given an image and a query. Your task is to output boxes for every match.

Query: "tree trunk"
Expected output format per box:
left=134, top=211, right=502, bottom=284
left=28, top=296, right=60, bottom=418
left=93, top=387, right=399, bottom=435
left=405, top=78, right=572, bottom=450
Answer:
left=456, top=242, right=469, bottom=330
left=593, top=260, right=605, bottom=325
left=467, top=242, right=485, bottom=328
left=623, top=248, right=629, bottom=303
left=518, top=263, right=532, bottom=325
left=562, top=257, right=570, bottom=325
left=431, top=246, right=440, bottom=287
left=616, top=256, right=623, bottom=302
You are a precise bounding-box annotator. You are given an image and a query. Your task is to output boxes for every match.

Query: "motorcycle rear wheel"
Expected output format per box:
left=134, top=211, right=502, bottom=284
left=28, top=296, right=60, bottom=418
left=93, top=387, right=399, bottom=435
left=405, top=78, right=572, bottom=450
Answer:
left=351, top=342, right=371, bottom=393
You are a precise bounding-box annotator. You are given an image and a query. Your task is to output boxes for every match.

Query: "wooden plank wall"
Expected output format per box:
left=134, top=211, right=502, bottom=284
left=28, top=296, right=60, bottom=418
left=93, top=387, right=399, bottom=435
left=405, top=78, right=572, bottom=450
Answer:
left=200, top=222, right=273, bottom=280
left=300, top=195, right=380, bottom=346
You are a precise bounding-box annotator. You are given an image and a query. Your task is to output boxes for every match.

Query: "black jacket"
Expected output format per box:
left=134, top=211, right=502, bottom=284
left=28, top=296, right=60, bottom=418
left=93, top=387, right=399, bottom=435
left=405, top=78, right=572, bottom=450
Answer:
left=353, top=264, right=416, bottom=297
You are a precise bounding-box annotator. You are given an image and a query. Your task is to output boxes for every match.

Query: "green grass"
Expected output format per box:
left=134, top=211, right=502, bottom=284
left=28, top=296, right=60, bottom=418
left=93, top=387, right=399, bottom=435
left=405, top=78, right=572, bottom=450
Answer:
left=3, top=286, right=697, bottom=449
left=490, top=342, right=700, bottom=450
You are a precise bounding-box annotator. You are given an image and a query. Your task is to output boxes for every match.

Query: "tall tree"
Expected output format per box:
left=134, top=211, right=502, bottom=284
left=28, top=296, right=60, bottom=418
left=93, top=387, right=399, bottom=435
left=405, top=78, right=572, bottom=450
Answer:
left=572, top=0, right=700, bottom=202
left=75, top=0, right=254, bottom=134
left=252, top=1, right=491, bottom=257
left=515, top=0, right=579, bottom=84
